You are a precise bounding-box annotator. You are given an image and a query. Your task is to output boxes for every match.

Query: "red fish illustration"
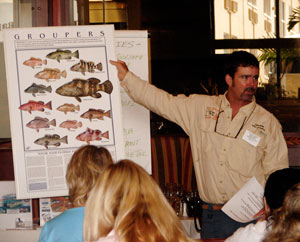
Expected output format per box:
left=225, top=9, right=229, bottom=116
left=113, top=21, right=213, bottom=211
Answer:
left=76, top=128, right=109, bottom=144
left=59, top=120, right=82, bottom=131
left=19, top=100, right=52, bottom=114
left=23, top=57, right=47, bottom=68
left=26, top=117, right=56, bottom=132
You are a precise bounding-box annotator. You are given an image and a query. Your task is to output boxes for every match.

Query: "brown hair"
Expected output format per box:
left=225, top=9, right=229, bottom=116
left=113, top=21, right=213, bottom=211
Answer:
left=66, top=145, right=113, bottom=207
left=263, top=182, right=300, bottom=242
left=84, top=159, right=194, bottom=242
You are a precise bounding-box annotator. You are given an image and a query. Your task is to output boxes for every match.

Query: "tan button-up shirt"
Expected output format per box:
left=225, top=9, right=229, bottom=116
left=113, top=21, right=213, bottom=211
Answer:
left=122, top=72, right=289, bottom=204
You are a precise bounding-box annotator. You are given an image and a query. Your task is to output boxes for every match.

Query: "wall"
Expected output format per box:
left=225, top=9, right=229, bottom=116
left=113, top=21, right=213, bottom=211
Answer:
left=0, top=42, right=10, bottom=138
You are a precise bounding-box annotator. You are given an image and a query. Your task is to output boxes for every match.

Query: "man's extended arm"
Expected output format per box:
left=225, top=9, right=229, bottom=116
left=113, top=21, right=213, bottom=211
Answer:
left=110, top=59, right=197, bottom=135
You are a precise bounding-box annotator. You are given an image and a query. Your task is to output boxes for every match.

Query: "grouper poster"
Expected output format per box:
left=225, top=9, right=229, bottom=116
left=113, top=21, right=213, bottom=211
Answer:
left=3, top=25, right=125, bottom=199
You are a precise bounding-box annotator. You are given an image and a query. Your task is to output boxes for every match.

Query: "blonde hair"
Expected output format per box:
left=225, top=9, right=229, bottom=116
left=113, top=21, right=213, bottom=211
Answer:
left=84, top=159, right=194, bottom=242
left=263, top=182, right=300, bottom=242
left=66, top=145, right=113, bottom=207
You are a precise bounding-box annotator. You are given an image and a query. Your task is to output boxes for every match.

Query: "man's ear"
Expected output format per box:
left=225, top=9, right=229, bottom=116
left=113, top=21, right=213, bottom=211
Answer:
left=264, top=196, right=271, bottom=216
left=225, top=74, right=233, bottom=87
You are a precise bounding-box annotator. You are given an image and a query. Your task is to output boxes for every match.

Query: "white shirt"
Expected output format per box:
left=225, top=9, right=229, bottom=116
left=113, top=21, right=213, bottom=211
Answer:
left=225, top=220, right=270, bottom=242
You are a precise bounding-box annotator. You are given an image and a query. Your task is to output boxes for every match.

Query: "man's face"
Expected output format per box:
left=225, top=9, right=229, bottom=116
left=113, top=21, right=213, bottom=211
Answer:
left=226, top=66, right=259, bottom=103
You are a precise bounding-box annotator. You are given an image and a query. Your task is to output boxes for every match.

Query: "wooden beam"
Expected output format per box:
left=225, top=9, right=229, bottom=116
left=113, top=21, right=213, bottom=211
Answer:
left=213, top=38, right=300, bottom=49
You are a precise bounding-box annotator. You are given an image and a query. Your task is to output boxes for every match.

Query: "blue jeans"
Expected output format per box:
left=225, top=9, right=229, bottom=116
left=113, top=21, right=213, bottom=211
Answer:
left=200, top=203, right=254, bottom=239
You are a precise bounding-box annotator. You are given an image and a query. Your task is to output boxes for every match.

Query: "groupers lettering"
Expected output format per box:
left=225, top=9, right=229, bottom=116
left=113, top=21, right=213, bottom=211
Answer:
left=55, top=78, right=113, bottom=102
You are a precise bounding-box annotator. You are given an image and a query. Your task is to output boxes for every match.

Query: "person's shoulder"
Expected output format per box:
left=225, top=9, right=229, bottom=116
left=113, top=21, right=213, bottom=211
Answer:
left=185, top=93, right=221, bottom=103
left=96, top=230, right=119, bottom=242
left=254, top=103, right=281, bottom=124
left=255, top=103, right=272, bottom=116
left=39, top=207, right=85, bottom=242
left=44, top=207, right=84, bottom=227
left=225, top=220, right=267, bottom=242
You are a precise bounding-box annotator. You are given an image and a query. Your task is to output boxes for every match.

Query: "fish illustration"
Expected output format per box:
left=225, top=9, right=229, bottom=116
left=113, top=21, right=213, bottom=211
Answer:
left=70, top=60, right=103, bottom=75
left=23, top=57, right=47, bottom=68
left=55, top=78, right=113, bottom=102
left=34, top=134, right=68, bottom=149
left=24, top=83, right=52, bottom=97
left=34, top=68, right=67, bottom=82
left=26, top=117, right=56, bottom=132
left=56, top=103, right=80, bottom=114
left=59, top=120, right=82, bottom=130
left=76, top=128, right=109, bottom=145
left=19, top=100, right=52, bottom=114
left=80, top=108, right=111, bottom=121
left=46, top=49, right=79, bottom=63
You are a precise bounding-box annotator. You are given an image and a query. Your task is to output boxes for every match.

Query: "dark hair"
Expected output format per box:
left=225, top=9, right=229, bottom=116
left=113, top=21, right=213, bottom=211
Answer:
left=224, top=51, right=259, bottom=78
left=264, top=168, right=300, bottom=211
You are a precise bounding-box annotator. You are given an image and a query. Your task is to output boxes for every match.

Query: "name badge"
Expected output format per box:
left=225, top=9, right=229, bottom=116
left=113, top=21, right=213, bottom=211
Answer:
left=242, top=130, right=261, bottom=147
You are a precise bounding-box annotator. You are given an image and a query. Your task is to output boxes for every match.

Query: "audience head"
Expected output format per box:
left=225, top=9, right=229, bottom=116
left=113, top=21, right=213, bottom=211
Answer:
left=84, top=159, right=192, bottom=242
left=263, top=182, right=300, bottom=242
left=66, top=145, right=113, bottom=207
left=264, top=168, right=300, bottom=215
left=224, top=51, right=259, bottom=79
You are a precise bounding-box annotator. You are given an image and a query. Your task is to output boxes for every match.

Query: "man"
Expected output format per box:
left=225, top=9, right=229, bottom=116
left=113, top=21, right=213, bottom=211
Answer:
left=110, top=51, right=289, bottom=239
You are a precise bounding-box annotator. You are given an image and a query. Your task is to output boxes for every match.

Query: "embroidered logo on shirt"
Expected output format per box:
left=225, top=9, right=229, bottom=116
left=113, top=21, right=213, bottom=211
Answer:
left=252, top=123, right=265, bottom=132
left=205, top=107, right=219, bottom=120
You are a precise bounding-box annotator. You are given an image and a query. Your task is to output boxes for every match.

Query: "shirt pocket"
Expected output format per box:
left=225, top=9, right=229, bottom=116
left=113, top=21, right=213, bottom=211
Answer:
left=199, top=114, right=216, bottom=133
left=227, top=132, right=265, bottom=178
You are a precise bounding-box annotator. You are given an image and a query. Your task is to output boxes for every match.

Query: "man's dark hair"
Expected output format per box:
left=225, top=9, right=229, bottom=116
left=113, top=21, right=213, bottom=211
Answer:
left=224, top=51, right=259, bottom=78
left=264, top=168, right=300, bottom=211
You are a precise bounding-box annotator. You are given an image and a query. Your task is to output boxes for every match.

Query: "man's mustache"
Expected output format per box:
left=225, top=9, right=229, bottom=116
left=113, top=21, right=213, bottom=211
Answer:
left=244, top=87, right=256, bottom=93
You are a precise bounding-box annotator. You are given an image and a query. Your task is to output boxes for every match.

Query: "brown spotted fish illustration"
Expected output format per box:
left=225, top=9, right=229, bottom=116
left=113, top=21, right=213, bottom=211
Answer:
left=34, top=68, right=67, bottom=82
left=80, top=109, right=111, bottom=121
left=34, top=134, right=68, bottom=149
left=56, top=103, right=80, bottom=114
left=55, top=78, right=113, bottom=102
left=70, top=60, right=103, bottom=75
left=46, top=49, right=79, bottom=63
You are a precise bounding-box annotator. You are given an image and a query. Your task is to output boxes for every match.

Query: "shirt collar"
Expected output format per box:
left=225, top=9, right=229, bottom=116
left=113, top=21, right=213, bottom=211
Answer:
left=221, top=92, right=256, bottom=116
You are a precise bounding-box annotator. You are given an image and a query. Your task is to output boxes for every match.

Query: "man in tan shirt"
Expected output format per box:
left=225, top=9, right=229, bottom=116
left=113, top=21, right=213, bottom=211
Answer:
left=110, top=51, right=289, bottom=239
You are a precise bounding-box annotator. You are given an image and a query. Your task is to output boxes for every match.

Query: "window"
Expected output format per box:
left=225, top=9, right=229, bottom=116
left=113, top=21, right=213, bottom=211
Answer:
left=248, top=0, right=257, bottom=6
left=281, top=1, right=286, bottom=36
left=264, top=0, right=271, bottom=16
left=264, top=19, right=272, bottom=32
left=214, top=0, right=300, bottom=132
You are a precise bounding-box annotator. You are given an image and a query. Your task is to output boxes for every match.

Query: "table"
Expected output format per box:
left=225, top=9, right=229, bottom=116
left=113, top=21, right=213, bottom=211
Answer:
left=0, top=229, right=41, bottom=242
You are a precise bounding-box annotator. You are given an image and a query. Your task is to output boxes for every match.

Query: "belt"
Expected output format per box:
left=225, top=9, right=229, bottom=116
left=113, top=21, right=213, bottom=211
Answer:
left=201, top=204, right=223, bottom=210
